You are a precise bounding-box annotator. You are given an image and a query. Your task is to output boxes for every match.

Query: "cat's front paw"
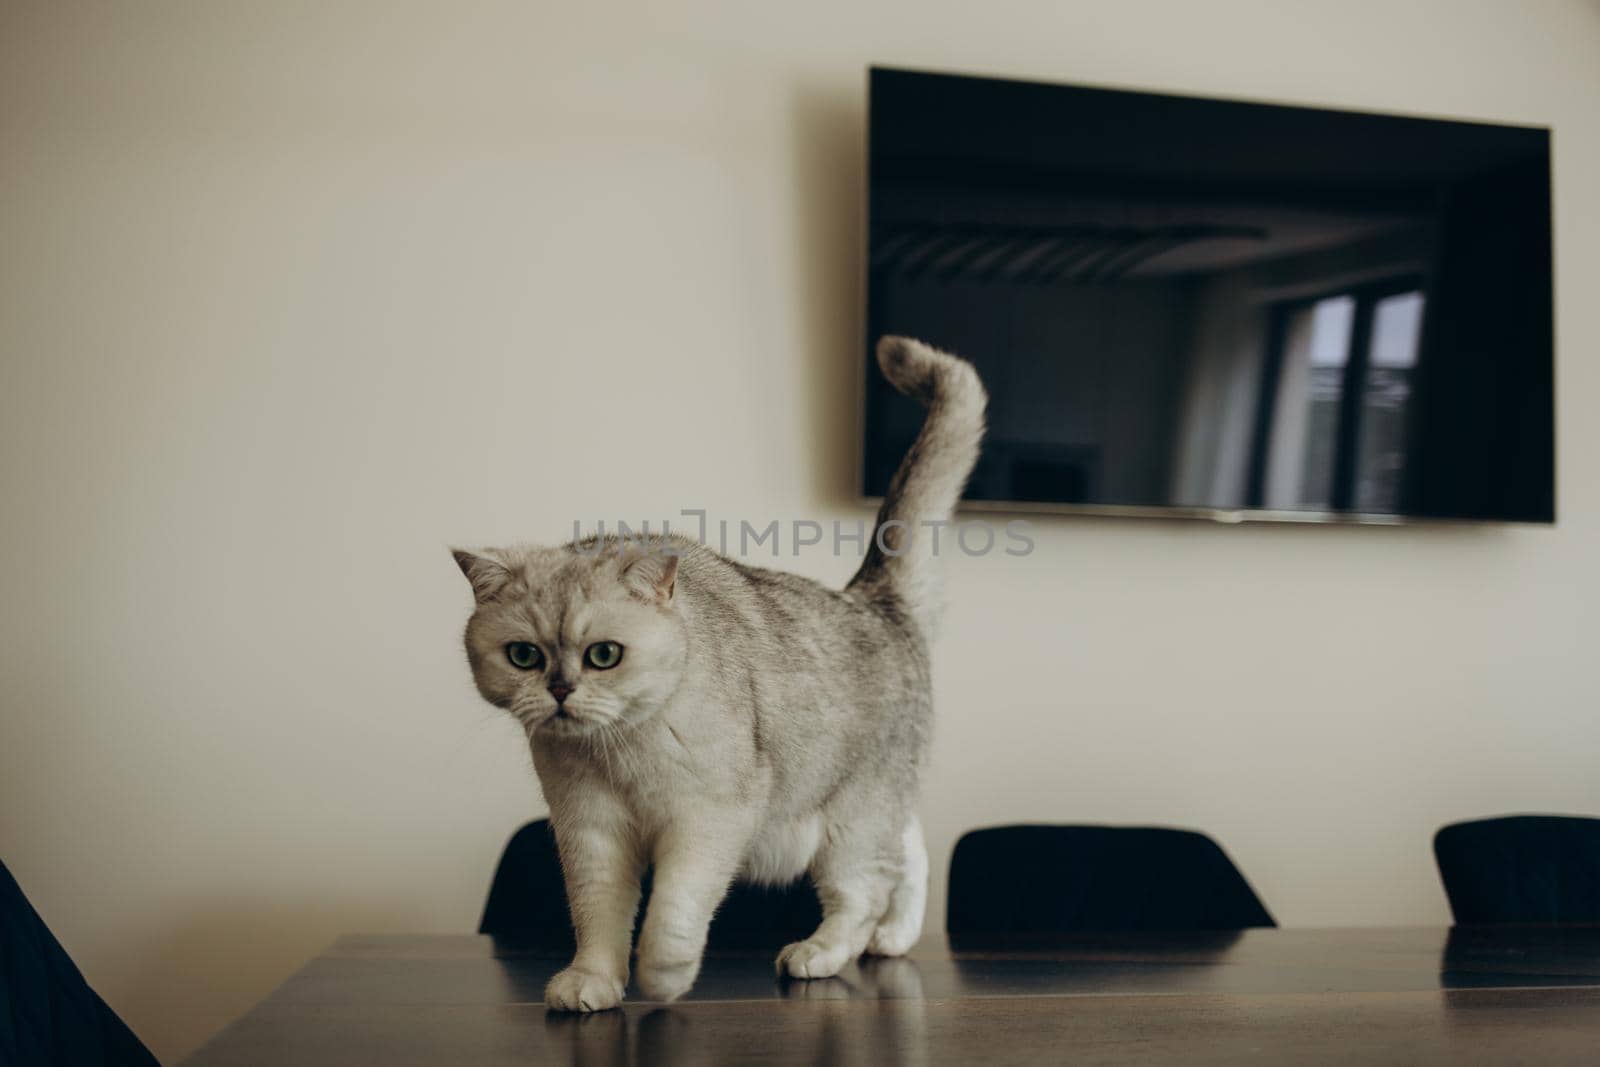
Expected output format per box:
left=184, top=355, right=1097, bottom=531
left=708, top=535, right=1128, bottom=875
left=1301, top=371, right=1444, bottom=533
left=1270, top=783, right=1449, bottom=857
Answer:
left=775, top=938, right=852, bottom=980
left=545, top=966, right=625, bottom=1013
left=865, top=913, right=921, bottom=957
left=635, top=955, right=700, bottom=1002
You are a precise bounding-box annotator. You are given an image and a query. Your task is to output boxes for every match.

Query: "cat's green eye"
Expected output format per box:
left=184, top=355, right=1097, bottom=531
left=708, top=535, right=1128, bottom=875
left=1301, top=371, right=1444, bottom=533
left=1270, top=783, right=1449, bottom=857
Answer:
left=505, top=642, right=544, bottom=671
left=585, top=641, right=623, bottom=670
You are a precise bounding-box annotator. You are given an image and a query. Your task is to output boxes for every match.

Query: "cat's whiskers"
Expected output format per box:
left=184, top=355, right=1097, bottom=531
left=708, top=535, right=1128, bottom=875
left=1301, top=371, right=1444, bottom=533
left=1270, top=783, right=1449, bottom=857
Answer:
left=509, top=693, right=558, bottom=732
left=576, top=711, right=629, bottom=782
left=594, top=718, right=618, bottom=780
left=603, top=719, right=643, bottom=782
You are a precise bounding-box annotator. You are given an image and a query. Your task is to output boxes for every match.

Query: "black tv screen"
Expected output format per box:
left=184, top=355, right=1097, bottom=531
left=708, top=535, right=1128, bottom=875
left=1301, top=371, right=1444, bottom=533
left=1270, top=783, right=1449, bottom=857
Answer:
left=863, top=68, right=1554, bottom=523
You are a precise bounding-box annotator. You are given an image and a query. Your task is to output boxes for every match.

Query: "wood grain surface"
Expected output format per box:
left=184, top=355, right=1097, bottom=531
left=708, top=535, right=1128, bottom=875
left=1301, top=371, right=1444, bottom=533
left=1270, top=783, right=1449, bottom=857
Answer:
left=185, top=926, right=1600, bottom=1065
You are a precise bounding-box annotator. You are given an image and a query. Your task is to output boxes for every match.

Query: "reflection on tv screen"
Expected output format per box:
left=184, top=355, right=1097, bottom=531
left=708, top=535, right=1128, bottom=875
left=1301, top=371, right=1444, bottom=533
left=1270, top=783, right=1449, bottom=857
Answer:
left=863, top=68, right=1554, bottom=523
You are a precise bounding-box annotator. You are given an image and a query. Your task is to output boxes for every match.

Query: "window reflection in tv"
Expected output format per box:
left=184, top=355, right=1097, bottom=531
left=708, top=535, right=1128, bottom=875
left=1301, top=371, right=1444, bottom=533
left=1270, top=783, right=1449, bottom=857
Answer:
left=862, top=68, right=1554, bottom=523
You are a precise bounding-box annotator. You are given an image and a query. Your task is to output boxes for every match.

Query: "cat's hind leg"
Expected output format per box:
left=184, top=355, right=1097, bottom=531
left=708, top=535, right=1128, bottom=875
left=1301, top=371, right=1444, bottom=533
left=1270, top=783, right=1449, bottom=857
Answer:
left=776, top=819, right=900, bottom=980
left=866, top=814, right=927, bottom=957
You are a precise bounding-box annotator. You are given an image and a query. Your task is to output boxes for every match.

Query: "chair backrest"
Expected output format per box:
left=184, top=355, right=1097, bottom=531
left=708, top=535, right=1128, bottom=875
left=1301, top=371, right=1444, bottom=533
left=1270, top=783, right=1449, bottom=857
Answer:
left=479, top=820, right=576, bottom=950
left=479, top=820, right=823, bottom=950
left=0, top=859, right=161, bottom=1067
left=1433, top=815, right=1600, bottom=924
left=946, top=824, right=1274, bottom=935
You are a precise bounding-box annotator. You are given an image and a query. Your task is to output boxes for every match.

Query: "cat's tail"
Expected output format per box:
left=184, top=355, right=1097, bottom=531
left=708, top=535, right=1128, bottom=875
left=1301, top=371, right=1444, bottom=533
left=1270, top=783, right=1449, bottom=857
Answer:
left=848, top=336, right=986, bottom=635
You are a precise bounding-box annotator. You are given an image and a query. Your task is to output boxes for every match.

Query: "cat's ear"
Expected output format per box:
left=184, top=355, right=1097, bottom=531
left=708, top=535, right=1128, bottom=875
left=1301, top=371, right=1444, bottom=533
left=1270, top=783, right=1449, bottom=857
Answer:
left=452, top=548, right=515, bottom=602
left=622, top=551, right=678, bottom=606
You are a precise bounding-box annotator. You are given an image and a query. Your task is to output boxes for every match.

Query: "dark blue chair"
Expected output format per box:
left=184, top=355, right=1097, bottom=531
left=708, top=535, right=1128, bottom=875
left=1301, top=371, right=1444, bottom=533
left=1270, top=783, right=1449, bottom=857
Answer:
left=946, top=824, right=1275, bottom=936
left=480, top=820, right=822, bottom=951
left=1434, top=815, right=1600, bottom=924
left=0, top=859, right=161, bottom=1066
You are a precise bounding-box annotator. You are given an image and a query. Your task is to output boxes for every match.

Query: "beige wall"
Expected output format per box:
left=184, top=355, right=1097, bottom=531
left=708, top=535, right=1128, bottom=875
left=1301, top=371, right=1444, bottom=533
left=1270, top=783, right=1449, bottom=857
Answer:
left=2, top=1, right=1597, bottom=1061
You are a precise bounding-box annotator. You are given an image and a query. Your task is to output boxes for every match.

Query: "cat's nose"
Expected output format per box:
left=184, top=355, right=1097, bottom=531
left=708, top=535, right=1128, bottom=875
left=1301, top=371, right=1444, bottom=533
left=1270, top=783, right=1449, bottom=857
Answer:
left=548, top=682, right=574, bottom=703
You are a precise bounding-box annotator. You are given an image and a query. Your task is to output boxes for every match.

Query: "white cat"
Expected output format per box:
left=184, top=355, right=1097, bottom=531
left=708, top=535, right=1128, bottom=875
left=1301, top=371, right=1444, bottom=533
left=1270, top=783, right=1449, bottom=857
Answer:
left=453, top=337, right=985, bottom=1010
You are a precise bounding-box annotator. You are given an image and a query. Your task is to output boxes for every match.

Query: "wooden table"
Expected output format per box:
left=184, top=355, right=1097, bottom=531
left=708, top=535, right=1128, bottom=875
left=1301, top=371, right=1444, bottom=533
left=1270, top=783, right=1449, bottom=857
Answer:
left=185, top=926, right=1600, bottom=1065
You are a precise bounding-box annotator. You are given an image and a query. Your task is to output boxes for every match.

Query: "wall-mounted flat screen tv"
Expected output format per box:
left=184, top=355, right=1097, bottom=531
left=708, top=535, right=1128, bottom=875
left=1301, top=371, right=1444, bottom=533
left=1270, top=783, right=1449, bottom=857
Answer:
left=863, top=68, right=1554, bottom=523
